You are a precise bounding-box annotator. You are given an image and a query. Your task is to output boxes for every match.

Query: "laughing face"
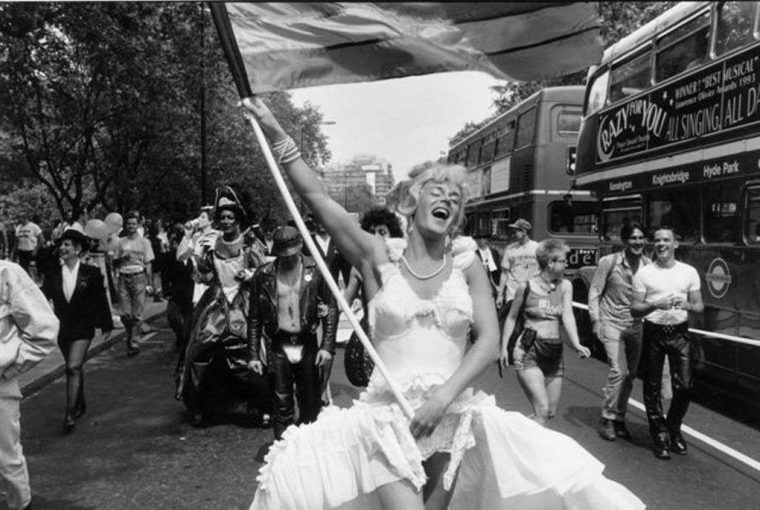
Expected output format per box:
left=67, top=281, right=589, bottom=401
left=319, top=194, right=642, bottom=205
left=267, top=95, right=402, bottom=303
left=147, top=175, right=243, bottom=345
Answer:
left=58, top=239, right=81, bottom=262
left=415, top=181, right=463, bottom=236
left=652, top=228, right=677, bottom=262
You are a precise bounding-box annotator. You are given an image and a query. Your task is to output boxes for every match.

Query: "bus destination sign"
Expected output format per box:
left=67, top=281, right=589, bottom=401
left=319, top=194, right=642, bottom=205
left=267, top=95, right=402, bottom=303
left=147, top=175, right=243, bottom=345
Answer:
left=601, top=148, right=760, bottom=193
left=596, top=47, right=760, bottom=163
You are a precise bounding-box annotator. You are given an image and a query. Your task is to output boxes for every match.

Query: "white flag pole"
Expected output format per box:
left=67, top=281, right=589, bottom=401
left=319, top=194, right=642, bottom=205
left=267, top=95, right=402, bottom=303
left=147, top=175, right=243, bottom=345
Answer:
left=245, top=115, right=415, bottom=420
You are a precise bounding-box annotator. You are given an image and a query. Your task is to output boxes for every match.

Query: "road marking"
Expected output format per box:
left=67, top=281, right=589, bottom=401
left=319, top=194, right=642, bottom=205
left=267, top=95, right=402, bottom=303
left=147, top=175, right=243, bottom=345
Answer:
left=627, top=398, right=760, bottom=474
left=136, top=332, right=157, bottom=343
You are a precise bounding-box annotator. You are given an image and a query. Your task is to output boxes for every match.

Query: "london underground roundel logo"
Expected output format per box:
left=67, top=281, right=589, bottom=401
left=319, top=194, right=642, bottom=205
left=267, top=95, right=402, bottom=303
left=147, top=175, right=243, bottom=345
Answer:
left=705, top=258, right=731, bottom=299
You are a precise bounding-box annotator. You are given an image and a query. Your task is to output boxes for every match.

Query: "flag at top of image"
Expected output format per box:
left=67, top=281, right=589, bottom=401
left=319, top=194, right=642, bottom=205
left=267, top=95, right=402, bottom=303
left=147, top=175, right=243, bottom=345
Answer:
left=222, top=2, right=604, bottom=93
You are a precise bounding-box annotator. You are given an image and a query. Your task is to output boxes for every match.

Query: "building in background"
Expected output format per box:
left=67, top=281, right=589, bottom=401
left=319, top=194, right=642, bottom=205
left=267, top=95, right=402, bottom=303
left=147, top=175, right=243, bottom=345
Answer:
left=322, top=155, right=395, bottom=212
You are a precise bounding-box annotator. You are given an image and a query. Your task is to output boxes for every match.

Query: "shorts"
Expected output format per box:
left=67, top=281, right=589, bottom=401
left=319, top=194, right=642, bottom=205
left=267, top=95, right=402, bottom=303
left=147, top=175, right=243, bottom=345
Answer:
left=515, top=337, right=564, bottom=377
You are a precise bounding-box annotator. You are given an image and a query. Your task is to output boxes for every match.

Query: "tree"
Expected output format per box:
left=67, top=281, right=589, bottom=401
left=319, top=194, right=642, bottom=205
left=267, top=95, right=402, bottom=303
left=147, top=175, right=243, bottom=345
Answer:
left=0, top=2, right=332, bottom=224
left=489, top=2, right=676, bottom=113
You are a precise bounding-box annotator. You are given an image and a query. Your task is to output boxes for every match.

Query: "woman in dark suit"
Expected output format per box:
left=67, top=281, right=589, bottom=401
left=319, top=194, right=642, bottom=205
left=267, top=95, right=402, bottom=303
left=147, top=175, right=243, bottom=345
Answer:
left=43, top=229, right=113, bottom=432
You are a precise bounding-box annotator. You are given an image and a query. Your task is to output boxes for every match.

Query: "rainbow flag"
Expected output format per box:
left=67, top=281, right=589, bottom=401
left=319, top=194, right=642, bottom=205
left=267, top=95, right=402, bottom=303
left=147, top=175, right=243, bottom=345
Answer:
left=215, top=2, right=603, bottom=93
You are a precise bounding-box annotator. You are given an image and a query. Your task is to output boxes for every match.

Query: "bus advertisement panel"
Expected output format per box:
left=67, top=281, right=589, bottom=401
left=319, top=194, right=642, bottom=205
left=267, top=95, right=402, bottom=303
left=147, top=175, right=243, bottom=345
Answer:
left=589, top=47, right=759, bottom=166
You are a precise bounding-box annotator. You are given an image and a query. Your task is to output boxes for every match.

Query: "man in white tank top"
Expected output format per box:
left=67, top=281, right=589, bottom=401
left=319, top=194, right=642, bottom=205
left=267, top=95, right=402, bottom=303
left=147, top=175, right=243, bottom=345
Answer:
left=631, top=227, right=703, bottom=461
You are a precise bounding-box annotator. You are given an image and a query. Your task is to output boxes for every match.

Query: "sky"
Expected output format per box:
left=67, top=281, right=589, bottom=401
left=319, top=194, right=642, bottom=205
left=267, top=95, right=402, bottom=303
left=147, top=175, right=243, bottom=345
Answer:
left=290, top=71, right=505, bottom=182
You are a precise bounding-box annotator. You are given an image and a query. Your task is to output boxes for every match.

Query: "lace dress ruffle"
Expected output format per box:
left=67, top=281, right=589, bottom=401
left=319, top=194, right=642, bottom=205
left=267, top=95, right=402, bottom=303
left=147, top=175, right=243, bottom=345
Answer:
left=250, top=236, right=644, bottom=510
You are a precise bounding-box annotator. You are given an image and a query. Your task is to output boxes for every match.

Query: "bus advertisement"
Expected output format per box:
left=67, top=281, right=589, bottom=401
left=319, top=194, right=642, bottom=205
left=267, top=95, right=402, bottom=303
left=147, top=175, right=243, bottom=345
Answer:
left=574, top=1, right=760, bottom=398
left=448, top=86, right=598, bottom=274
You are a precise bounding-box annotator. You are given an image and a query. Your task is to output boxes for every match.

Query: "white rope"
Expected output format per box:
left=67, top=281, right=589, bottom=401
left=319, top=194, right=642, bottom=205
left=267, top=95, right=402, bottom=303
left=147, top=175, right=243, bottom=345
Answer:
left=246, top=115, right=415, bottom=420
left=572, top=301, right=760, bottom=347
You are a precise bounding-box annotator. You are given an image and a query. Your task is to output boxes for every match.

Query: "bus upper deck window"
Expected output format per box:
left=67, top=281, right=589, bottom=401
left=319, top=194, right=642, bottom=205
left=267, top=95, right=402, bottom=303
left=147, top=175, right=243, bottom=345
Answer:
left=515, top=108, right=537, bottom=148
left=609, top=49, right=651, bottom=103
left=655, top=11, right=710, bottom=82
left=585, top=70, right=609, bottom=114
left=716, top=2, right=758, bottom=56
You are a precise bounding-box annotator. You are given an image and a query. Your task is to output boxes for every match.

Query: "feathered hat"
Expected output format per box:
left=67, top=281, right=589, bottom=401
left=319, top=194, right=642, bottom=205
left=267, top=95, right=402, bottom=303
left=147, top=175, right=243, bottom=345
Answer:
left=214, top=185, right=246, bottom=222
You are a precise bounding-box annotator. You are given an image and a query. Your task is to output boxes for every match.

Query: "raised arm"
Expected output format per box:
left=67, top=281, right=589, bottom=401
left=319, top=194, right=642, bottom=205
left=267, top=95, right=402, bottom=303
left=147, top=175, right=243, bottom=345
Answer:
left=240, top=97, right=380, bottom=269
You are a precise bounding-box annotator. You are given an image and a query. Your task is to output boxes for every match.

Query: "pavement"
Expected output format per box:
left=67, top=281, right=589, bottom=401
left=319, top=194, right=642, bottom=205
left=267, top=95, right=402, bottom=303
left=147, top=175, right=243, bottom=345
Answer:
left=19, top=300, right=356, bottom=399
left=19, top=299, right=168, bottom=398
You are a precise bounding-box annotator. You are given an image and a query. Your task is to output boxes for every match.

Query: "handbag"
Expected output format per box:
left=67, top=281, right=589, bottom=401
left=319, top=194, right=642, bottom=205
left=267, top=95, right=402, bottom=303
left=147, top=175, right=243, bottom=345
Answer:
left=344, top=330, right=374, bottom=387
left=506, top=281, right=532, bottom=366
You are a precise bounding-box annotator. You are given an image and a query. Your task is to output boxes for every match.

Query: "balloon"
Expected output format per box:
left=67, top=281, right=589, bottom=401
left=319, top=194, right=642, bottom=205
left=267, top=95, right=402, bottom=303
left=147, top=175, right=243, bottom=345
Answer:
left=104, top=212, right=123, bottom=235
left=84, top=219, right=108, bottom=243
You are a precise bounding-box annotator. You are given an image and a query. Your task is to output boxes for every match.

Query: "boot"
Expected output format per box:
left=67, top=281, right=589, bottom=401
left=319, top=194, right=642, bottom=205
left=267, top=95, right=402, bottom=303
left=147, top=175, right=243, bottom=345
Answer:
left=614, top=420, right=632, bottom=439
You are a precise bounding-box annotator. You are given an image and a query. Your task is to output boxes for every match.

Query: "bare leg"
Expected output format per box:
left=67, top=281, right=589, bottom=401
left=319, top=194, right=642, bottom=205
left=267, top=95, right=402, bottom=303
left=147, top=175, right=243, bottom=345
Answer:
left=377, top=479, right=424, bottom=510
left=544, top=375, right=564, bottom=421
left=65, top=339, right=91, bottom=418
left=423, top=452, right=457, bottom=510
left=516, top=367, right=550, bottom=425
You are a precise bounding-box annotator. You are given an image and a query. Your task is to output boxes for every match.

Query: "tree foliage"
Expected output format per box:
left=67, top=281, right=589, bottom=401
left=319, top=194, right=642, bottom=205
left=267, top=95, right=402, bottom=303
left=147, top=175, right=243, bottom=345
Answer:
left=0, top=2, right=331, bottom=225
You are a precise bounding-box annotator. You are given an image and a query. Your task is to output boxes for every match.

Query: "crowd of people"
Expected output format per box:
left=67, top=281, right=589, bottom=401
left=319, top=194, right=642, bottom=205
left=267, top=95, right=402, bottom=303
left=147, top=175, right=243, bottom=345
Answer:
left=0, top=99, right=706, bottom=510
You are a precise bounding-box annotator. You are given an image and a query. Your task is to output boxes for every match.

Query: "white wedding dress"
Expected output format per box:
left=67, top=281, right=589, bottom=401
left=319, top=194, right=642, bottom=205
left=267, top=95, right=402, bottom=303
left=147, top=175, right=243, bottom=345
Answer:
left=250, top=238, right=644, bottom=510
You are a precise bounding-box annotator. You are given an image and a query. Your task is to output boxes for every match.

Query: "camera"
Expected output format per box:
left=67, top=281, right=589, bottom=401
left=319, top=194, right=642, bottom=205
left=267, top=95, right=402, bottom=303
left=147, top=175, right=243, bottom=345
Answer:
left=185, top=218, right=201, bottom=230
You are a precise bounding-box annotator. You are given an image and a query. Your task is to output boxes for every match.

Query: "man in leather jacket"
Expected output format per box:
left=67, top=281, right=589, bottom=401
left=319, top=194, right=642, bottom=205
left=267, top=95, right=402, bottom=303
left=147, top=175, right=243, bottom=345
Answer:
left=247, top=226, right=338, bottom=440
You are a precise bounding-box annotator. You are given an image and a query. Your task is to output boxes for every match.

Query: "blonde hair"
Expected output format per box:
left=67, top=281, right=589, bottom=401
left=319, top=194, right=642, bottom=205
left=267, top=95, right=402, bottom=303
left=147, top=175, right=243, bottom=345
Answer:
left=395, top=162, right=469, bottom=234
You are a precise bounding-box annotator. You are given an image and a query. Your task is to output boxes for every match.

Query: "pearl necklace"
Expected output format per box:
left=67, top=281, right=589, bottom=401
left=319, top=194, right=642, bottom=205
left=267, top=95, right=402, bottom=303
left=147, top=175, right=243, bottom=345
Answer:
left=401, top=255, right=447, bottom=280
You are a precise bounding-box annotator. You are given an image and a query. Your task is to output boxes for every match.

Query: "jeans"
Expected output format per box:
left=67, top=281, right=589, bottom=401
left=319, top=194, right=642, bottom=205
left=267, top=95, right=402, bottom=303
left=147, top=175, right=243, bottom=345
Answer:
left=601, top=321, right=642, bottom=421
left=642, top=321, right=693, bottom=440
left=269, top=340, right=321, bottom=440
left=118, top=272, right=147, bottom=344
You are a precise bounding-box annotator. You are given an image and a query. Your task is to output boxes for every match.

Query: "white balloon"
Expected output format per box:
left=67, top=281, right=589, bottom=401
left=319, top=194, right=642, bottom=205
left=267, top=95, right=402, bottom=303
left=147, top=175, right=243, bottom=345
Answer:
left=104, top=212, right=123, bottom=235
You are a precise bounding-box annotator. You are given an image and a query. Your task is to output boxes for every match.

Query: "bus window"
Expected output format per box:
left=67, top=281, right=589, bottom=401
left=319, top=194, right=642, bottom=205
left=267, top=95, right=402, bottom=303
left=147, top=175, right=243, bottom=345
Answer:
left=515, top=108, right=537, bottom=149
left=649, top=190, right=700, bottom=243
left=586, top=69, right=609, bottom=114
left=716, top=1, right=758, bottom=56
left=601, top=197, right=642, bottom=242
left=548, top=201, right=598, bottom=234
left=481, top=132, right=496, bottom=165
left=746, top=187, right=760, bottom=244
left=609, top=48, right=651, bottom=102
left=497, top=120, right=515, bottom=158
left=467, top=140, right=481, bottom=167
left=555, top=107, right=581, bottom=138
left=655, top=11, right=710, bottom=82
left=704, top=182, right=741, bottom=243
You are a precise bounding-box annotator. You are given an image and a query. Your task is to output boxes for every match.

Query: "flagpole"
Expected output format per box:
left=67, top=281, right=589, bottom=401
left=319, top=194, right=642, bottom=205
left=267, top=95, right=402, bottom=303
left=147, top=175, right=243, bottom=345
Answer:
left=244, top=115, right=415, bottom=420
left=208, top=2, right=414, bottom=420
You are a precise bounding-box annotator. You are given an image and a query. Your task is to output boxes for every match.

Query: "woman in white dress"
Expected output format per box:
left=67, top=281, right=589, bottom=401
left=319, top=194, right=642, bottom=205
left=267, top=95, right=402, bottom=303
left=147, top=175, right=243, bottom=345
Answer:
left=241, top=98, right=644, bottom=510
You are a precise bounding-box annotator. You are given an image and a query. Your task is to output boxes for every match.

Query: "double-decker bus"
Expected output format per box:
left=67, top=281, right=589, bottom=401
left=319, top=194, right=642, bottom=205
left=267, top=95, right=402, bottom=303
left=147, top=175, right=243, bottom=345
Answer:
left=574, top=1, right=760, bottom=396
left=448, top=86, right=598, bottom=274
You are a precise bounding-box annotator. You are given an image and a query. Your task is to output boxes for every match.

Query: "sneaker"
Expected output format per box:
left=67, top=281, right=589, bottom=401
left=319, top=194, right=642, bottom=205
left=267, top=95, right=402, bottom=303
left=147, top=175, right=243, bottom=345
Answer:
left=598, top=418, right=616, bottom=441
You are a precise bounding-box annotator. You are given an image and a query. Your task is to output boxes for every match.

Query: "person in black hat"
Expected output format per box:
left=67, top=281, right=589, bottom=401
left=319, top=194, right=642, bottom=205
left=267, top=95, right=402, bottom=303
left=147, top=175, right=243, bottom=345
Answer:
left=247, top=226, right=339, bottom=440
left=42, top=229, right=112, bottom=432
left=175, top=186, right=269, bottom=427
